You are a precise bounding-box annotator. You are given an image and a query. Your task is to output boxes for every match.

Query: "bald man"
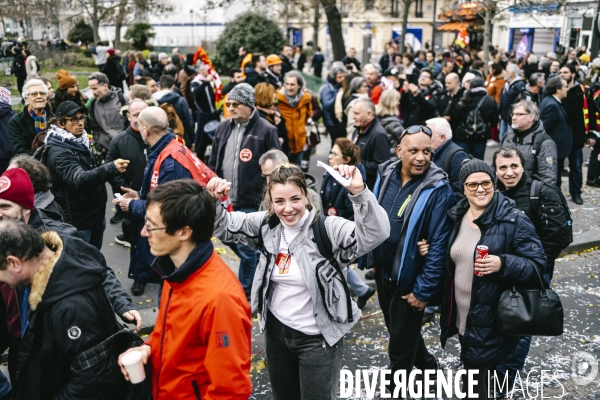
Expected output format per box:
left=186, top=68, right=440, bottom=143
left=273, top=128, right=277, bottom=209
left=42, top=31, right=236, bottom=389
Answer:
left=113, top=106, right=193, bottom=296
left=441, top=72, right=464, bottom=132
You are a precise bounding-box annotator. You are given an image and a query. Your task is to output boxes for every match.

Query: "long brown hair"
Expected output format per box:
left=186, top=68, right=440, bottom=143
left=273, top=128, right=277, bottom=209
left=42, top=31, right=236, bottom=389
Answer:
left=264, top=163, right=313, bottom=215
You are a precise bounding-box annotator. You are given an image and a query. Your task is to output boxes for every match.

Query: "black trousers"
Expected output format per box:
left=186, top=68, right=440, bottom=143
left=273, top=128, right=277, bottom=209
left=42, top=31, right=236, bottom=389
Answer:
left=376, top=271, right=437, bottom=393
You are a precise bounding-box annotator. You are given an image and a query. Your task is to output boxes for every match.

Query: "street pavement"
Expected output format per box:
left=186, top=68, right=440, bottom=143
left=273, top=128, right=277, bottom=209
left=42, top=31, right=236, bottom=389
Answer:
left=100, top=135, right=600, bottom=399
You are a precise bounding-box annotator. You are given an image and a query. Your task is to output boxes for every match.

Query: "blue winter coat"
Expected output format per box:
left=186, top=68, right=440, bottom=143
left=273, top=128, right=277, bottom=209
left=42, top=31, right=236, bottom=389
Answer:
left=320, top=163, right=366, bottom=220
left=128, top=133, right=192, bottom=282
left=320, top=76, right=340, bottom=128
left=440, top=193, right=547, bottom=367
left=370, top=160, right=455, bottom=302
left=499, top=77, right=526, bottom=122
left=431, top=139, right=470, bottom=199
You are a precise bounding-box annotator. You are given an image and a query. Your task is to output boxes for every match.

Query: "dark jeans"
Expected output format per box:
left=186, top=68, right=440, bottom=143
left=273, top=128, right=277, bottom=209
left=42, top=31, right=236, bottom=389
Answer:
left=265, top=311, right=342, bottom=400
left=77, top=218, right=106, bottom=251
left=455, top=140, right=486, bottom=161
left=375, top=272, right=437, bottom=392
left=194, top=111, right=217, bottom=162
left=587, top=143, right=600, bottom=182
left=494, top=336, right=532, bottom=392
left=97, top=63, right=105, bottom=71
left=225, top=207, right=259, bottom=298
left=288, top=152, right=303, bottom=167
left=557, top=147, right=583, bottom=195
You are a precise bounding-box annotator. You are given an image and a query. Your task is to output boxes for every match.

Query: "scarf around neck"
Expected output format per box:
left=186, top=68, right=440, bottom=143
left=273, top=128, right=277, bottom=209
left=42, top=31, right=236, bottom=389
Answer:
left=28, top=107, right=46, bottom=133
left=284, top=89, right=304, bottom=108
left=45, top=125, right=92, bottom=154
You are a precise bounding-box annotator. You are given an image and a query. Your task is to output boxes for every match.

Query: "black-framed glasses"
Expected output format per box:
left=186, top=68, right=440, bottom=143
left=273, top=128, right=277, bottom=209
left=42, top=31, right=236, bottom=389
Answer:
left=400, top=125, right=432, bottom=141
left=144, top=216, right=167, bottom=232
left=464, top=180, right=494, bottom=192
left=64, top=116, right=88, bottom=124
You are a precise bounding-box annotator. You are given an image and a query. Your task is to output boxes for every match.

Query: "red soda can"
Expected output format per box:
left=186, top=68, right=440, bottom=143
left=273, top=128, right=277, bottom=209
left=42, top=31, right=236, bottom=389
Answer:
left=475, top=245, right=488, bottom=276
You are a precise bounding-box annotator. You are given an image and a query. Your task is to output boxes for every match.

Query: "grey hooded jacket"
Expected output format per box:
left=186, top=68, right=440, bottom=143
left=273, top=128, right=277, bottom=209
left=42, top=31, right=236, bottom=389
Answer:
left=502, top=120, right=557, bottom=186
left=213, top=188, right=390, bottom=346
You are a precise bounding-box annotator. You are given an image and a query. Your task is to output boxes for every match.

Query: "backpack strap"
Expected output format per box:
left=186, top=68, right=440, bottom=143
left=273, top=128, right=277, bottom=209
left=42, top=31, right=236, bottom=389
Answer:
left=442, top=143, right=469, bottom=175
left=530, top=179, right=543, bottom=220
left=311, top=214, right=354, bottom=323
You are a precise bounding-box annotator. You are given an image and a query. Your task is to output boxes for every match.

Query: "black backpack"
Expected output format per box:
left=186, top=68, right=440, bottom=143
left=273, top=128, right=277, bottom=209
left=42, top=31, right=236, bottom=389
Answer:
left=457, top=96, right=489, bottom=138
left=529, top=179, right=573, bottom=250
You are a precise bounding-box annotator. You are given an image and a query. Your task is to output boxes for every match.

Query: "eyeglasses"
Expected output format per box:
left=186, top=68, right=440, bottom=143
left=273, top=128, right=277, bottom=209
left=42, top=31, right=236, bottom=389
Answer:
left=64, top=116, right=88, bottom=124
left=511, top=112, right=529, bottom=117
left=144, top=216, right=167, bottom=233
left=464, top=180, right=494, bottom=192
left=226, top=102, right=241, bottom=109
left=419, top=74, right=431, bottom=79
left=399, top=125, right=432, bottom=141
left=28, top=91, right=47, bottom=98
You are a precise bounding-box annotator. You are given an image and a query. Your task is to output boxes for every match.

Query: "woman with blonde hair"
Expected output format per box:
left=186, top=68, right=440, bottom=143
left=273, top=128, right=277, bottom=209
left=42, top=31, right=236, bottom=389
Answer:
left=376, top=90, right=403, bottom=158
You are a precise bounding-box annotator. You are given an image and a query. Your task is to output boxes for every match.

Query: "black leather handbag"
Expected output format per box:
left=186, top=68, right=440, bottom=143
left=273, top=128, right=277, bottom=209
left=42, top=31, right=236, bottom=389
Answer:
left=496, top=261, right=563, bottom=336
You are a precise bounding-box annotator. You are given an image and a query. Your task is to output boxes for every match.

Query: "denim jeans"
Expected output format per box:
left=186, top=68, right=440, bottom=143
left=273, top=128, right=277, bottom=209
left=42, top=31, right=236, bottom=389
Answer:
left=266, top=311, right=343, bottom=400
left=0, top=371, right=10, bottom=398
left=494, top=336, right=532, bottom=391
left=346, top=266, right=369, bottom=297
left=225, top=207, right=259, bottom=298
left=288, top=152, right=303, bottom=167
left=455, top=141, right=487, bottom=161
left=557, top=147, right=583, bottom=195
left=499, top=119, right=509, bottom=144
left=77, top=218, right=106, bottom=251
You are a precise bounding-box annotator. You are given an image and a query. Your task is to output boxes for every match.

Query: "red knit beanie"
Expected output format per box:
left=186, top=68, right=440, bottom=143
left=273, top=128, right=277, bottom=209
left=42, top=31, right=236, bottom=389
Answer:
left=0, top=168, right=34, bottom=210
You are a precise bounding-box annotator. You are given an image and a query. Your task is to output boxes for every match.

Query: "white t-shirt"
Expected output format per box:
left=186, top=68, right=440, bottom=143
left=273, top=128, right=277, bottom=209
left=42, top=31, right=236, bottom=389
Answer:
left=269, top=211, right=320, bottom=335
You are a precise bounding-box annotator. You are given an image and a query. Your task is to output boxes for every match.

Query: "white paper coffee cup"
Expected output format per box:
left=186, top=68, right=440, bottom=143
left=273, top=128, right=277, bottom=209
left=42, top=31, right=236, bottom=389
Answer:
left=121, top=350, right=146, bottom=384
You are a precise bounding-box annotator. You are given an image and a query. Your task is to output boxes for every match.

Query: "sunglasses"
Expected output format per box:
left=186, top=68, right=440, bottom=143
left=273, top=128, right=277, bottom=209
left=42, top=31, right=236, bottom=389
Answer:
left=28, top=91, right=47, bottom=98
left=399, top=125, right=432, bottom=141
left=225, top=102, right=241, bottom=109
left=464, top=180, right=493, bottom=192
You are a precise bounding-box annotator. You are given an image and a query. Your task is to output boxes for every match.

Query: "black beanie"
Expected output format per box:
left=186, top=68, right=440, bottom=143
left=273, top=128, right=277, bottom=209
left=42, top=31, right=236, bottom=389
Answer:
left=459, top=159, right=495, bottom=188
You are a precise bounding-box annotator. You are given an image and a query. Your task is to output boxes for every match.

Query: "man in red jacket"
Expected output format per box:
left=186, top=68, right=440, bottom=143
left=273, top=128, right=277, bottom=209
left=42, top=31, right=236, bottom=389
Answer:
left=118, top=179, right=252, bottom=399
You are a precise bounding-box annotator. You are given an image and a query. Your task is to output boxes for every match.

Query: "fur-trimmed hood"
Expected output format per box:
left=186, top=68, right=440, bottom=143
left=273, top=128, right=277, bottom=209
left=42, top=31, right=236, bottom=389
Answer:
left=30, top=232, right=105, bottom=311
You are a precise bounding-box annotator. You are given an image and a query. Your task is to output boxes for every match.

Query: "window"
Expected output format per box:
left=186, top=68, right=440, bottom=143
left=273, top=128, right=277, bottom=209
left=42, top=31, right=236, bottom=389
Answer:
left=365, top=0, right=374, bottom=11
left=391, top=0, right=399, bottom=17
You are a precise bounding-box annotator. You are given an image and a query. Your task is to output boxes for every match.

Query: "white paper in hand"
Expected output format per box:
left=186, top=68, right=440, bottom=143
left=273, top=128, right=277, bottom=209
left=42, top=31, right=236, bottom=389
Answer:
left=317, top=160, right=351, bottom=187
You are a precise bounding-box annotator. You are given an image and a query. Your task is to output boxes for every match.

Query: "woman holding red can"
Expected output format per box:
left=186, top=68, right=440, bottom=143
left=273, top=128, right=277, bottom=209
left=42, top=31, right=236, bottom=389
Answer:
left=419, top=159, right=546, bottom=398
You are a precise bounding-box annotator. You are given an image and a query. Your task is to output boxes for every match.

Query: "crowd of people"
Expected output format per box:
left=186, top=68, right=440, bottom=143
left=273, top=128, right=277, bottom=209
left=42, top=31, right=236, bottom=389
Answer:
left=0, top=38, right=590, bottom=399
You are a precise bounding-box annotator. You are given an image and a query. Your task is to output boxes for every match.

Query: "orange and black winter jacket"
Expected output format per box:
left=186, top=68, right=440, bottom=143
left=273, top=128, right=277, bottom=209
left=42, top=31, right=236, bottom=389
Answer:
left=147, top=241, right=252, bottom=399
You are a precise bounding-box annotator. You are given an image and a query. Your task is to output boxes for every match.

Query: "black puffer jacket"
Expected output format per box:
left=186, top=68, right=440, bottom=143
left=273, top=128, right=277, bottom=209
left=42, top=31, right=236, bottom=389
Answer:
left=498, top=174, right=570, bottom=272
left=44, top=126, right=121, bottom=230
left=452, top=88, right=498, bottom=142
left=378, top=115, right=404, bottom=158
left=14, top=233, right=125, bottom=400
left=440, top=193, right=547, bottom=367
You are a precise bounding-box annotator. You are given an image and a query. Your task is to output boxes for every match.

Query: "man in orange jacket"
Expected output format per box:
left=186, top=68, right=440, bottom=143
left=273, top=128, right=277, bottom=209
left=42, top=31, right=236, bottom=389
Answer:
left=118, top=179, right=252, bottom=399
